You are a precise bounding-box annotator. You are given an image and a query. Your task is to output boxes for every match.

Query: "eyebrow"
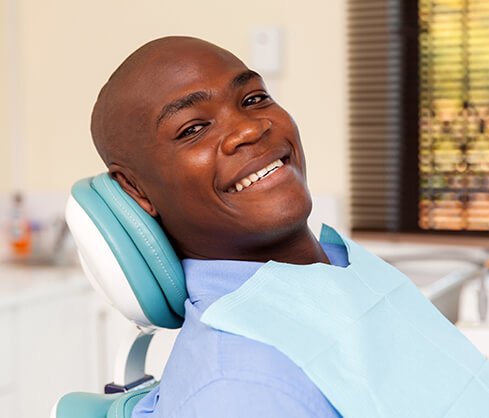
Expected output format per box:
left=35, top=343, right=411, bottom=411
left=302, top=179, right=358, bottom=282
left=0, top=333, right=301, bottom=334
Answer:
left=157, top=90, right=212, bottom=126
left=156, top=70, right=262, bottom=127
left=230, top=70, right=262, bottom=89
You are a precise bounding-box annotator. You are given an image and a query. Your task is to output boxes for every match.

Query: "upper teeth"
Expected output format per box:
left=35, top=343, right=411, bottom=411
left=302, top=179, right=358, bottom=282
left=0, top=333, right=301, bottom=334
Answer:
left=227, top=159, right=284, bottom=193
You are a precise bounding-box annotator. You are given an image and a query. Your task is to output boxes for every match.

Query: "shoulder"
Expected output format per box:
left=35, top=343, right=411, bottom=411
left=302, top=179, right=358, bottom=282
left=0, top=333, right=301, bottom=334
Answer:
left=167, top=376, right=339, bottom=418
left=155, top=302, right=338, bottom=418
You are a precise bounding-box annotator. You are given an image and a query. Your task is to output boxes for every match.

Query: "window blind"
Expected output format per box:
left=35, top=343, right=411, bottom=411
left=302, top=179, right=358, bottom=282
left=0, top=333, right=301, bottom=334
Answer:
left=348, top=0, right=404, bottom=231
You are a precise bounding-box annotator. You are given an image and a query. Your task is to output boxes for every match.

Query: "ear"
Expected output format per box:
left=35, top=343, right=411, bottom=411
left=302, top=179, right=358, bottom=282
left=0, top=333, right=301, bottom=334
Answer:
left=108, top=164, right=158, bottom=217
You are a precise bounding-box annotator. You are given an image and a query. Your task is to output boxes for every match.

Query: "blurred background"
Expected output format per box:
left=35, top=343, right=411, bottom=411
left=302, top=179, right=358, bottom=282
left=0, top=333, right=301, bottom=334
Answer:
left=0, top=0, right=347, bottom=211
left=0, top=0, right=488, bottom=416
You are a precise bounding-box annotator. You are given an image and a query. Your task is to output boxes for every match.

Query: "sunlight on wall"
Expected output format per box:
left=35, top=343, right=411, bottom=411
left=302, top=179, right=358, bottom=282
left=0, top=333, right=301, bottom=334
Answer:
left=2, top=0, right=347, bottom=202
left=0, top=0, right=11, bottom=192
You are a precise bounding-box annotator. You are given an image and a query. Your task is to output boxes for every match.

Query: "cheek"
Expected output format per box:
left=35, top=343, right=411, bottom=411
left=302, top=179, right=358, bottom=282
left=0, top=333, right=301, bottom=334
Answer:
left=176, top=145, right=216, bottom=188
left=156, top=148, right=217, bottom=214
left=273, top=108, right=303, bottom=150
left=183, top=144, right=215, bottom=168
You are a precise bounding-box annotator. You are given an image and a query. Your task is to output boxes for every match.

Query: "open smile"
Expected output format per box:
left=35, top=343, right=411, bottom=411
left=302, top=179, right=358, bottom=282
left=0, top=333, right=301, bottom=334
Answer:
left=226, top=157, right=289, bottom=193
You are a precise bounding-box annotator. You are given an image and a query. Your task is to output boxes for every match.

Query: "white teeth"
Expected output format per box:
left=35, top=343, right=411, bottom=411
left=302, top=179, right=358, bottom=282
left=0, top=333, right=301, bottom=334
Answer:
left=266, top=162, right=278, bottom=171
left=249, top=173, right=259, bottom=182
left=257, top=168, right=268, bottom=178
left=229, top=158, right=285, bottom=193
left=242, top=178, right=252, bottom=187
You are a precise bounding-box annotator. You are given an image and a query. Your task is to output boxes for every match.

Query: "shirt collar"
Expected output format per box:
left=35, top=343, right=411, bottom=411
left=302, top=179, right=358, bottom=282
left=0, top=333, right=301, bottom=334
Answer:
left=183, top=224, right=349, bottom=311
left=183, top=258, right=264, bottom=310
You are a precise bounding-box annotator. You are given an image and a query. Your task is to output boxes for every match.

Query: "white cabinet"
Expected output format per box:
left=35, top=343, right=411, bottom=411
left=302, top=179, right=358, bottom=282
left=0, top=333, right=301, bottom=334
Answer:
left=0, top=309, right=14, bottom=390
left=0, top=264, right=178, bottom=418
left=0, top=266, right=97, bottom=417
left=0, top=392, right=15, bottom=418
left=0, top=309, right=15, bottom=415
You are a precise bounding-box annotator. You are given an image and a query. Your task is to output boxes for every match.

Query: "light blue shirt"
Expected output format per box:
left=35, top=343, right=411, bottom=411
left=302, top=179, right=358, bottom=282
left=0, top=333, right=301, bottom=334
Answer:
left=132, top=243, right=348, bottom=418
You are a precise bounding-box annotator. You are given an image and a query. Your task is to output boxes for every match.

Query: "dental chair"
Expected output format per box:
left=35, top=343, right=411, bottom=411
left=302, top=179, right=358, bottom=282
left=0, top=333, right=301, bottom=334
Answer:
left=51, top=173, right=188, bottom=418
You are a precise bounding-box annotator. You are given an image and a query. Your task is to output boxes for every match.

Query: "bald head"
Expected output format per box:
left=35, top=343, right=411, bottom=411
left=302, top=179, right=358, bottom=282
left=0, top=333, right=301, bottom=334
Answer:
left=88, top=35, right=317, bottom=264
left=91, top=36, right=245, bottom=167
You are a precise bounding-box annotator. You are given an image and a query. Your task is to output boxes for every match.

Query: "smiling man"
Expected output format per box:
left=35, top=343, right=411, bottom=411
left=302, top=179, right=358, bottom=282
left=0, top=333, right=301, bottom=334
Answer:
left=91, top=36, right=343, bottom=417
left=89, top=36, right=489, bottom=418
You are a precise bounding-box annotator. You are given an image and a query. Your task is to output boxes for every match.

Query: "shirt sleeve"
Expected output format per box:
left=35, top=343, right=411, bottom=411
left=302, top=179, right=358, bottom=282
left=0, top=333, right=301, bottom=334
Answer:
left=168, top=378, right=339, bottom=418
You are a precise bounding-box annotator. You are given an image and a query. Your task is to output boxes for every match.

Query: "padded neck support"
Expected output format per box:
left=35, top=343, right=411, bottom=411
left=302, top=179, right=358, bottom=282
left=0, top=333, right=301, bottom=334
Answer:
left=68, top=173, right=187, bottom=328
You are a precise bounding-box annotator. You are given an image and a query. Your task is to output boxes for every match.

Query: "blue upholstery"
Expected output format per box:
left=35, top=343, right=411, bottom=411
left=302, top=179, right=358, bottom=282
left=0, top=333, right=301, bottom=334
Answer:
left=107, top=386, right=156, bottom=418
left=55, top=383, right=158, bottom=418
left=56, top=174, right=186, bottom=417
left=71, top=174, right=187, bottom=328
left=56, top=392, right=119, bottom=418
left=91, top=175, right=187, bottom=318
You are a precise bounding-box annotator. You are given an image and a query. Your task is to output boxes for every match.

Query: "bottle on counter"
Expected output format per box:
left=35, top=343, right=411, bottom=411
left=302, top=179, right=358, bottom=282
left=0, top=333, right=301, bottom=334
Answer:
left=9, top=192, right=31, bottom=256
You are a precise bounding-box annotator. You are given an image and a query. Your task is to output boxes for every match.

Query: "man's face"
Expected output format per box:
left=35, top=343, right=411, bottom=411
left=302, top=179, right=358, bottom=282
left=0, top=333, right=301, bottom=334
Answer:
left=122, top=40, right=312, bottom=259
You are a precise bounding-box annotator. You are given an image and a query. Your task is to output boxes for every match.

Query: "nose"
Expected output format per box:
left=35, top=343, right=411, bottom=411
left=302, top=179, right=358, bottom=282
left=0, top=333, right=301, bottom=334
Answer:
left=220, top=117, right=272, bottom=155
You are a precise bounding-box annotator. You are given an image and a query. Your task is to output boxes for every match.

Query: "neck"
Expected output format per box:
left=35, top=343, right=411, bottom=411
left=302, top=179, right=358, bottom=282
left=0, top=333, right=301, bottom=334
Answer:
left=250, top=226, right=330, bottom=265
left=180, top=224, right=330, bottom=265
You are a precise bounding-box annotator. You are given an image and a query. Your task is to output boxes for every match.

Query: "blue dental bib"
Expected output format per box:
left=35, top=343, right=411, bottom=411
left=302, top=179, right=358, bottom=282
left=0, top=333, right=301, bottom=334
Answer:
left=201, top=225, right=489, bottom=418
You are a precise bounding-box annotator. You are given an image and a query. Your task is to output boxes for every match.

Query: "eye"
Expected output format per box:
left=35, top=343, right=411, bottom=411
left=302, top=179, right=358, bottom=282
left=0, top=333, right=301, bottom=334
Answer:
left=177, top=123, right=206, bottom=139
left=243, top=93, right=269, bottom=107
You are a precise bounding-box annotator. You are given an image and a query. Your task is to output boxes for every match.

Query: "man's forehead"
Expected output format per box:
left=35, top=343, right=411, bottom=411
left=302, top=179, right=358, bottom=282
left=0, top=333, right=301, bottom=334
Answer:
left=121, top=37, right=246, bottom=92
left=114, top=42, right=253, bottom=129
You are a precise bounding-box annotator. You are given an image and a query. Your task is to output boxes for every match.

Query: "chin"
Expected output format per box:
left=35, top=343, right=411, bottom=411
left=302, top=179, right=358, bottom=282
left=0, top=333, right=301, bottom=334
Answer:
left=253, top=187, right=312, bottom=238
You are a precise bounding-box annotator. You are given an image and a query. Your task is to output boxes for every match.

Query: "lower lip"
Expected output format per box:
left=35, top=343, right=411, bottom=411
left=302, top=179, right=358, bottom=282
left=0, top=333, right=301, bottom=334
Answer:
left=228, top=163, right=292, bottom=195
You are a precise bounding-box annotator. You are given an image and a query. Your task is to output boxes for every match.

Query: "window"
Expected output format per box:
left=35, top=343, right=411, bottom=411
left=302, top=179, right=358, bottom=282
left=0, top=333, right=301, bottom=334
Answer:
left=349, top=0, right=489, bottom=235
left=419, top=0, right=489, bottom=231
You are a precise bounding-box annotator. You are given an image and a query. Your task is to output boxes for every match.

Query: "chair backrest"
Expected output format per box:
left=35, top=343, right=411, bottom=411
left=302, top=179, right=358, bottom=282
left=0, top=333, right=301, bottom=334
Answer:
left=65, top=173, right=188, bottom=329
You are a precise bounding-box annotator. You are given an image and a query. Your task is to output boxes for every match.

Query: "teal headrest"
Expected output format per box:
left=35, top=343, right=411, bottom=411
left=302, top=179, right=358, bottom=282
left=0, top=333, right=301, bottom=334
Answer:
left=71, top=173, right=187, bottom=328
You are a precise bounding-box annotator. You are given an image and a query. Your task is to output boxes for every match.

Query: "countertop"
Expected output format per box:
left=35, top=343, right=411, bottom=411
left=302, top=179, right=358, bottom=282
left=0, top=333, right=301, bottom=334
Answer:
left=0, top=262, right=89, bottom=309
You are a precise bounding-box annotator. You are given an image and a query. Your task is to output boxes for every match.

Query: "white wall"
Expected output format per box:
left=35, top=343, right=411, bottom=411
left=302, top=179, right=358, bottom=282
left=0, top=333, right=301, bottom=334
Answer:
left=1, top=0, right=348, bottom=217
left=0, top=0, right=11, bottom=191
